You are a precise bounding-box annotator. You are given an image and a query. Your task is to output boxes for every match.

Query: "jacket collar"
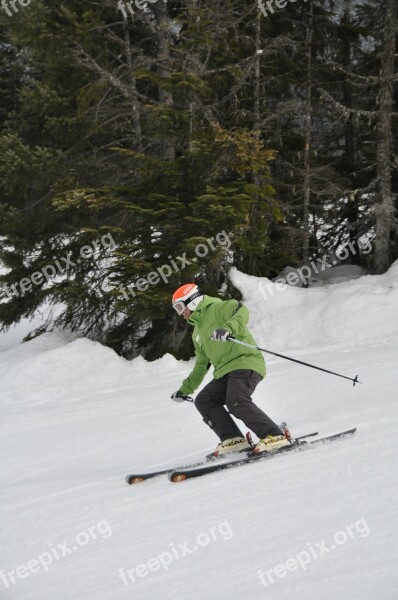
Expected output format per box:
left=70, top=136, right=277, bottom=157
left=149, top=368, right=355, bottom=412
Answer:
left=188, top=295, right=221, bottom=326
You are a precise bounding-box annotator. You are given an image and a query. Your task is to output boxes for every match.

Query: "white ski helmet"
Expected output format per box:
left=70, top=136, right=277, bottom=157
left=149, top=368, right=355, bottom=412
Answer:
left=172, top=283, right=204, bottom=314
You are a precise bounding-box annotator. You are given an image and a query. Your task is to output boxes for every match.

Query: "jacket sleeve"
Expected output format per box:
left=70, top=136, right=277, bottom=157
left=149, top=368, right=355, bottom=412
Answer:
left=221, top=299, right=249, bottom=338
left=179, top=341, right=211, bottom=395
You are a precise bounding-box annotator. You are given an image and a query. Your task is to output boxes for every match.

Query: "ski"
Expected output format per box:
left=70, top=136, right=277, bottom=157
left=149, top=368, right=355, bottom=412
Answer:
left=168, top=428, right=357, bottom=483
left=125, top=458, right=209, bottom=485
left=125, top=431, right=319, bottom=485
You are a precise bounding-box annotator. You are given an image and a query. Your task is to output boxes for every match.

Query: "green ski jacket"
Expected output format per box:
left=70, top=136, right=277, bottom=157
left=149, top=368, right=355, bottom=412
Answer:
left=179, top=295, right=266, bottom=396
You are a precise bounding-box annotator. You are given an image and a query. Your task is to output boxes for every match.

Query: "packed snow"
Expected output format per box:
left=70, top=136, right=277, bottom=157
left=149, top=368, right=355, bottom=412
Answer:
left=1, top=262, right=398, bottom=600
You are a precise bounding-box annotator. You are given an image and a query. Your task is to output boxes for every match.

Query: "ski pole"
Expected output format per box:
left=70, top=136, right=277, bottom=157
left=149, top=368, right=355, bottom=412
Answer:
left=227, top=337, right=362, bottom=386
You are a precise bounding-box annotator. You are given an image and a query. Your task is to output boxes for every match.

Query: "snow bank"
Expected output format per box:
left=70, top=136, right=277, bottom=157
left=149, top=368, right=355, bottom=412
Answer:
left=0, top=331, right=181, bottom=406
left=229, top=259, right=398, bottom=353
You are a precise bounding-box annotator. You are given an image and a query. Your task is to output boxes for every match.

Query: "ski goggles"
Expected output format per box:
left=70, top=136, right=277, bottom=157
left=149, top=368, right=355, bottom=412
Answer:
left=172, top=300, right=186, bottom=315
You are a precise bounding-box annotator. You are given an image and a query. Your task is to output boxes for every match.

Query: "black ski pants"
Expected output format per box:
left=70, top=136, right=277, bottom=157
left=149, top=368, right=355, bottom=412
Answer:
left=194, top=369, right=282, bottom=442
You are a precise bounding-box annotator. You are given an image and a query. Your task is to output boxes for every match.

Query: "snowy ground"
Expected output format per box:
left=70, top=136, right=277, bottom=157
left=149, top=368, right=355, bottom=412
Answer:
left=1, top=264, right=398, bottom=600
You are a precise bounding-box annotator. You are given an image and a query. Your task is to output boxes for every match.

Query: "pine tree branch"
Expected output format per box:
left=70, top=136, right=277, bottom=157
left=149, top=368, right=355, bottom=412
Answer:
left=319, top=89, right=398, bottom=118
left=328, top=63, right=380, bottom=84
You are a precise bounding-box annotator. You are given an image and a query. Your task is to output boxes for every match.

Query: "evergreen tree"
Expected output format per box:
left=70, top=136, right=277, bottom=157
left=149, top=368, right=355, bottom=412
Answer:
left=0, top=0, right=396, bottom=359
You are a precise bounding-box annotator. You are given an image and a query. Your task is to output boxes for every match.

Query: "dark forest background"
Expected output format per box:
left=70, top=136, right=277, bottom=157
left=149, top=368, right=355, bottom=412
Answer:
left=0, top=0, right=397, bottom=359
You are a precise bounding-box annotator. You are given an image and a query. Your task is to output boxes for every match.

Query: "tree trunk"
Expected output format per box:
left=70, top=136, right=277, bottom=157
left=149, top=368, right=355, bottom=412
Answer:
left=253, top=9, right=261, bottom=133
left=341, top=0, right=360, bottom=263
left=302, top=0, right=314, bottom=263
left=121, top=14, right=143, bottom=153
left=153, top=0, right=175, bottom=159
left=248, top=7, right=262, bottom=276
left=374, top=0, right=396, bottom=273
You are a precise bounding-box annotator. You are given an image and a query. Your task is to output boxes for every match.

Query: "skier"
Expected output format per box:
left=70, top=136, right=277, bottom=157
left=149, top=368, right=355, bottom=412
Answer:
left=170, top=283, right=290, bottom=456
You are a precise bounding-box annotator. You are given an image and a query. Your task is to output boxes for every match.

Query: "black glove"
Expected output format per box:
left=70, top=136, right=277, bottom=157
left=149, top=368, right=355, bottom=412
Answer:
left=211, top=328, right=231, bottom=342
left=171, top=390, right=193, bottom=403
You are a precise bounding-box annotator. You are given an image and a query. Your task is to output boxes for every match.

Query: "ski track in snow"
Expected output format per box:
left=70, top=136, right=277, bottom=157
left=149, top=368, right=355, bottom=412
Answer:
left=2, top=266, right=398, bottom=600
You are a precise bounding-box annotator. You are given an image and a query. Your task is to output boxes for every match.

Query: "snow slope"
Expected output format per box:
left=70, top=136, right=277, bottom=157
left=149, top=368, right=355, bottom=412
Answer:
left=1, top=263, right=398, bottom=600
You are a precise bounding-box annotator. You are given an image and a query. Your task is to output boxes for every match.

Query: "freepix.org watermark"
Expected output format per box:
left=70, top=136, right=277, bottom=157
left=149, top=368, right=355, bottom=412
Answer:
left=117, top=0, right=167, bottom=19
left=3, top=233, right=116, bottom=300
left=118, top=230, right=231, bottom=299
left=258, top=0, right=309, bottom=19
left=259, top=237, right=372, bottom=300
left=257, top=517, right=370, bottom=588
left=0, top=519, right=112, bottom=589
left=1, top=0, right=32, bottom=17
left=118, top=520, right=233, bottom=586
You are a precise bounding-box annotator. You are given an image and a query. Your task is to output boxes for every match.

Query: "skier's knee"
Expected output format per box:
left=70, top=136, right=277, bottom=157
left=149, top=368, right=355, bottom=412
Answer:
left=194, top=391, right=206, bottom=411
left=226, top=398, right=245, bottom=416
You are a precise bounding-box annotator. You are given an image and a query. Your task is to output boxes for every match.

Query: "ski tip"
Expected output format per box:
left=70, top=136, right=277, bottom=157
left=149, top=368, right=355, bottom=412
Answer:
left=342, top=427, right=357, bottom=435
